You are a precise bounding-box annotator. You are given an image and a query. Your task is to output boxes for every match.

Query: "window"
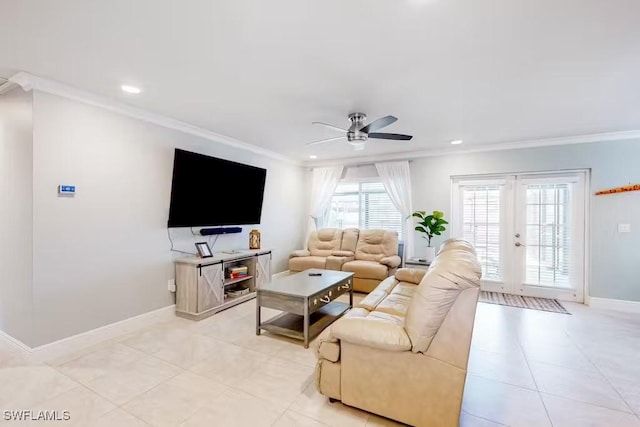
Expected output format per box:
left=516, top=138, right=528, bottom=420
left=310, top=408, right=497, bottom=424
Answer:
left=326, top=182, right=402, bottom=238
left=458, top=183, right=503, bottom=281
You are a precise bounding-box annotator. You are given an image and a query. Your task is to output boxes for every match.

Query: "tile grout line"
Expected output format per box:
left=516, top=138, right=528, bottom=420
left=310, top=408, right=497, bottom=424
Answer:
left=460, top=411, right=510, bottom=427
left=516, top=338, right=555, bottom=427
left=564, top=330, right=639, bottom=418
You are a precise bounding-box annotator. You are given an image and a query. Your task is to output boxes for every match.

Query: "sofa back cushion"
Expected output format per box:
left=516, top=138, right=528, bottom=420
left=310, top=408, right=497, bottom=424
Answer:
left=308, top=228, right=344, bottom=257
left=354, top=230, right=398, bottom=262
left=404, top=246, right=481, bottom=353
left=438, top=238, right=477, bottom=256
left=340, top=228, right=360, bottom=253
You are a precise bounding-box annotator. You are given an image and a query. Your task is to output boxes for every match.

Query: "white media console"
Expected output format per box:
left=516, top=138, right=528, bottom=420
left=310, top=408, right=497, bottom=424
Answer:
left=174, top=249, right=271, bottom=320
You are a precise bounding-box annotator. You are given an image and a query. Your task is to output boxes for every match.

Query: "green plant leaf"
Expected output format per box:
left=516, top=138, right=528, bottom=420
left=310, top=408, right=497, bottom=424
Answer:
left=433, top=210, right=444, bottom=219
left=415, top=226, right=428, bottom=233
left=440, top=219, right=449, bottom=225
left=411, top=212, right=424, bottom=219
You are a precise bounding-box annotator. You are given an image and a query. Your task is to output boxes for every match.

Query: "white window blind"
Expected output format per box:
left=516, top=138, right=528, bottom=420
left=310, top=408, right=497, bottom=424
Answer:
left=524, top=183, right=571, bottom=288
left=327, top=182, right=402, bottom=238
left=460, top=184, right=502, bottom=281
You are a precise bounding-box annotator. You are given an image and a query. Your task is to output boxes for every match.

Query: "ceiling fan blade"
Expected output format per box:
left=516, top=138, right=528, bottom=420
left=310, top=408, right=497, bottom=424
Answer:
left=360, top=115, right=398, bottom=133
left=312, top=121, right=348, bottom=133
left=368, top=133, right=413, bottom=141
left=305, top=136, right=347, bottom=146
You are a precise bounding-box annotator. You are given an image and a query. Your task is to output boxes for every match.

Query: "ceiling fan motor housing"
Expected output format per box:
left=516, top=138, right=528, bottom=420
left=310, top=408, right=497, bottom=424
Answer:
left=347, top=112, right=368, bottom=142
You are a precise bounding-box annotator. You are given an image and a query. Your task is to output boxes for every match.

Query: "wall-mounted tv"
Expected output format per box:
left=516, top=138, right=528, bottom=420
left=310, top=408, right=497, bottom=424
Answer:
left=168, top=149, right=267, bottom=227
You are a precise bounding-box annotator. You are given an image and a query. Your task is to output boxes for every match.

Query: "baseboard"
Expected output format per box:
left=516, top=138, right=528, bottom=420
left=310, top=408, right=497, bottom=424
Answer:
left=272, top=270, right=291, bottom=279
left=0, top=328, right=33, bottom=354
left=0, top=305, right=176, bottom=362
left=587, top=297, right=640, bottom=313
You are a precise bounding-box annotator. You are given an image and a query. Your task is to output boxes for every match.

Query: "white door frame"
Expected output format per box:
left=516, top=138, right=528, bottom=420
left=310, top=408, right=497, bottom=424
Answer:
left=451, top=169, right=590, bottom=302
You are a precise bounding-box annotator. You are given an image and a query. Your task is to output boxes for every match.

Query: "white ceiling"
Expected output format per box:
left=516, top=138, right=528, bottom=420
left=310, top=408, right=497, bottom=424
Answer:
left=2, top=0, right=639, bottom=163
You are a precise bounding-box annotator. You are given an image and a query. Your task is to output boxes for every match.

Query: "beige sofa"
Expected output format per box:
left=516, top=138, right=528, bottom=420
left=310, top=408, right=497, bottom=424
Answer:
left=315, top=239, right=481, bottom=427
left=341, top=229, right=401, bottom=293
left=289, top=228, right=400, bottom=293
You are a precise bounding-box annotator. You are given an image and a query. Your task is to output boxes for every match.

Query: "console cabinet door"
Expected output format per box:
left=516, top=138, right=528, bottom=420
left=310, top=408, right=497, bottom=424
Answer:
left=198, top=263, right=224, bottom=312
left=255, top=253, right=271, bottom=289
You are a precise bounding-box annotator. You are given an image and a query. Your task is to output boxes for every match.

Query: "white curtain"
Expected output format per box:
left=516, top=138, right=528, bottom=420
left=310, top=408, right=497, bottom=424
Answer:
left=306, top=166, right=344, bottom=244
left=375, top=161, right=413, bottom=261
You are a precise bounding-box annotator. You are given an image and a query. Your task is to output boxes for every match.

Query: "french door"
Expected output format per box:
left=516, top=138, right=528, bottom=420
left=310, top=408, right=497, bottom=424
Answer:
left=452, top=172, right=587, bottom=302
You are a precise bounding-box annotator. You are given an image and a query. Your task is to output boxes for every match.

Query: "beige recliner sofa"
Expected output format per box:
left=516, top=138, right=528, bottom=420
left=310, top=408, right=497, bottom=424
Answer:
left=341, top=229, right=401, bottom=293
left=289, top=228, right=400, bottom=293
left=289, top=228, right=359, bottom=273
left=315, top=239, right=481, bottom=427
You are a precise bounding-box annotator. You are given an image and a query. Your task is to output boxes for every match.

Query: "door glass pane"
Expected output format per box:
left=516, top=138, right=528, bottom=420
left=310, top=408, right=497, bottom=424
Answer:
left=460, top=185, right=502, bottom=281
left=524, top=183, right=571, bottom=288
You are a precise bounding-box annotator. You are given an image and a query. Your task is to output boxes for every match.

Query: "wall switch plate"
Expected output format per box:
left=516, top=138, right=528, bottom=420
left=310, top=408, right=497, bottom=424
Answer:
left=168, top=279, right=176, bottom=292
left=618, top=224, right=631, bottom=233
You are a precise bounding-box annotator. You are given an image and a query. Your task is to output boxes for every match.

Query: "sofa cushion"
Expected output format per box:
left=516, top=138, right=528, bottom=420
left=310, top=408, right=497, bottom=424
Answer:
left=341, top=228, right=360, bottom=253
left=289, top=255, right=327, bottom=272
left=342, top=260, right=389, bottom=280
left=375, top=294, right=412, bottom=317
left=354, top=230, right=398, bottom=262
left=395, top=268, right=427, bottom=285
left=389, top=283, right=417, bottom=299
left=404, top=249, right=481, bottom=353
left=308, top=228, right=343, bottom=257
left=438, top=238, right=477, bottom=256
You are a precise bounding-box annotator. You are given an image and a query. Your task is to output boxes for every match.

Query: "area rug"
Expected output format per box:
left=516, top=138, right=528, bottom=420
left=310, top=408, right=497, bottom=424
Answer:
left=479, top=291, right=570, bottom=314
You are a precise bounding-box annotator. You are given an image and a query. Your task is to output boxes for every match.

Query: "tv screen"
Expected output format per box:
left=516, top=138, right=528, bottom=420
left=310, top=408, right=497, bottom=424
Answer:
left=168, top=149, right=267, bottom=227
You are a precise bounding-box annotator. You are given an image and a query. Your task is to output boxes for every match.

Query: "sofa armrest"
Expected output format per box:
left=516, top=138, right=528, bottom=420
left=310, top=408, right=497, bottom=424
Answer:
left=290, top=249, right=311, bottom=258
left=380, top=255, right=402, bottom=268
left=331, top=317, right=412, bottom=352
left=331, top=250, right=354, bottom=257
left=395, top=268, right=427, bottom=285
left=326, top=255, right=354, bottom=271
left=315, top=327, right=340, bottom=362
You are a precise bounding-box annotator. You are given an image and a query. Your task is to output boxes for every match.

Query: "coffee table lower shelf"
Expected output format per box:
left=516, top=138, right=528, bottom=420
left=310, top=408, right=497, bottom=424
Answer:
left=258, top=302, right=350, bottom=347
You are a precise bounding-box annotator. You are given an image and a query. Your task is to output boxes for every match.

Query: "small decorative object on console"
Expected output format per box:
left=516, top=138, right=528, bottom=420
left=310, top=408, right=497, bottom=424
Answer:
left=249, top=229, right=261, bottom=249
left=195, top=241, right=213, bottom=258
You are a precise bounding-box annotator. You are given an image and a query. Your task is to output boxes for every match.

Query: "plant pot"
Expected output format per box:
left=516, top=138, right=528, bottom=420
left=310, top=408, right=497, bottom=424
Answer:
left=424, top=246, right=436, bottom=263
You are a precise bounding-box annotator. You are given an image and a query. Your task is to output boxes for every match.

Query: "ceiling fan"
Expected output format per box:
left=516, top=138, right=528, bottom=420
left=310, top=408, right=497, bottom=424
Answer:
left=307, top=113, right=413, bottom=151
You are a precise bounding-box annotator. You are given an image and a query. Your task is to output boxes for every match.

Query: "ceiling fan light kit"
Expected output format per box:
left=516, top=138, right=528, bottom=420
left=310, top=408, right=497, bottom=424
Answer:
left=307, top=112, right=413, bottom=150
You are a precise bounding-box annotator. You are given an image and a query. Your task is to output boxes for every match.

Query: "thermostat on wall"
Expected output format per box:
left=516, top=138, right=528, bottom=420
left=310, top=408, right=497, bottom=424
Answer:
left=58, top=185, right=76, bottom=195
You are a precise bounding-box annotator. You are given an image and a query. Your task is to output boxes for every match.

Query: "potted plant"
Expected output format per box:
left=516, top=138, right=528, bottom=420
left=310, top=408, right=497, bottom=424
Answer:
left=412, top=210, right=448, bottom=262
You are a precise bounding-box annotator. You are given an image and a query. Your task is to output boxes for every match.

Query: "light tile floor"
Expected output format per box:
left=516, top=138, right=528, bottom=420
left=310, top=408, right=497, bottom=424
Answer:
left=1, top=296, right=640, bottom=426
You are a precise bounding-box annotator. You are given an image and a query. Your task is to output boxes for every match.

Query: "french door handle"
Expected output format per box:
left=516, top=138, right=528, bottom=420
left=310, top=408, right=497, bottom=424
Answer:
left=515, top=233, right=521, bottom=238
left=515, top=242, right=525, bottom=247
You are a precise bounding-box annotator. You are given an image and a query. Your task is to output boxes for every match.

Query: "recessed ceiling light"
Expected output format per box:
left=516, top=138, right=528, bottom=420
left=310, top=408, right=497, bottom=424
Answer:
left=450, top=139, right=463, bottom=145
left=121, top=85, right=142, bottom=94
left=309, top=155, right=318, bottom=159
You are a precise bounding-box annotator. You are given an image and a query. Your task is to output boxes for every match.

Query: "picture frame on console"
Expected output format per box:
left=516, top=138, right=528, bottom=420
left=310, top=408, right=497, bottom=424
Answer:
left=195, top=241, right=213, bottom=258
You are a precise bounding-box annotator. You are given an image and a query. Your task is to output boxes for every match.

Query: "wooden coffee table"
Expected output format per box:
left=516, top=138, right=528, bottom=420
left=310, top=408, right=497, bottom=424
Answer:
left=256, top=269, right=354, bottom=348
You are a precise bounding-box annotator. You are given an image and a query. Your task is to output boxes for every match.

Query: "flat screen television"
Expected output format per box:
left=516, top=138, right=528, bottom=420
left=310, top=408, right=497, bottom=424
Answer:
left=168, top=149, right=267, bottom=227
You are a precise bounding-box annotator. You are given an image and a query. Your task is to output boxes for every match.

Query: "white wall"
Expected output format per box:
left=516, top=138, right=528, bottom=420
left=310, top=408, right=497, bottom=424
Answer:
left=410, top=140, right=640, bottom=302
left=0, top=89, right=34, bottom=344
left=28, top=91, right=307, bottom=346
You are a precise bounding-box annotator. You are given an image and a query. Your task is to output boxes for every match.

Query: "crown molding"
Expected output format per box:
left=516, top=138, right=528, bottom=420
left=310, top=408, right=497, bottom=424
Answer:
left=306, top=130, right=640, bottom=167
left=9, top=72, right=301, bottom=166
left=0, top=76, right=17, bottom=95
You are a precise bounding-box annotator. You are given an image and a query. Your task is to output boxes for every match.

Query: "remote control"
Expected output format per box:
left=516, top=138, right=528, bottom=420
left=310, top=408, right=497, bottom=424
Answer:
left=308, top=272, right=322, bottom=276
